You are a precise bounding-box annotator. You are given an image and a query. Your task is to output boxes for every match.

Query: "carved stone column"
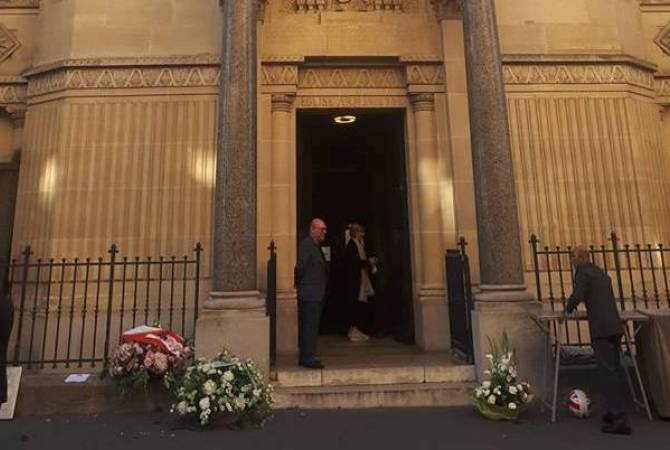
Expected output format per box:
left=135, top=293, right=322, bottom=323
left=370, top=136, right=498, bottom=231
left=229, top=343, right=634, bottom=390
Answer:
left=270, top=93, right=296, bottom=293
left=411, top=93, right=448, bottom=350
left=270, top=93, right=299, bottom=356
left=460, top=0, right=527, bottom=300
left=196, top=0, right=269, bottom=376
left=460, top=0, right=541, bottom=386
left=411, top=94, right=444, bottom=291
left=210, top=0, right=260, bottom=299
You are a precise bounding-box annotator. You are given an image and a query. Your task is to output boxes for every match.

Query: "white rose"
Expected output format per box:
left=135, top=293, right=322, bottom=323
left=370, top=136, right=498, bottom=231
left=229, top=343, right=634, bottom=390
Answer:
left=199, top=397, right=211, bottom=411
left=483, top=370, right=491, bottom=376
left=253, top=388, right=262, bottom=397
left=508, top=386, right=518, bottom=395
left=223, top=371, right=235, bottom=382
left=203, top=380, right=218, bottom=395
left=508, top=402, right=517, bottom=410
left=482, top=381, right=491, bottom=389
left=234, top=397, right=246, bottom=410
left=485, top=354, right=493, bottom=360
left=487, top=394, right=496, bottom=405
left=176, top=401, right=189, bottom=416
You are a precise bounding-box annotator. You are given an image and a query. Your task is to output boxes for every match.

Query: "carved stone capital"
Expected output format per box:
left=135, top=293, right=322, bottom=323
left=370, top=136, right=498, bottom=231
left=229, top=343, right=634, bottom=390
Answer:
left=410, top=93, right=434, bottom=111
left=430, top=0, right=461, bottom=21
left=271, top=93, right=295, bottom=112
left=5, top=104, right=25, bottom=127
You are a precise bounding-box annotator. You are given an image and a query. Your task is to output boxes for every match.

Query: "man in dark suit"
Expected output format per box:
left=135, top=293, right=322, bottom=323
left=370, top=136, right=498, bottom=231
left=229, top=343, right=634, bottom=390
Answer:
left=566, top=245, right=630, bottom=435
left=295, top=218, right=328, bottom=369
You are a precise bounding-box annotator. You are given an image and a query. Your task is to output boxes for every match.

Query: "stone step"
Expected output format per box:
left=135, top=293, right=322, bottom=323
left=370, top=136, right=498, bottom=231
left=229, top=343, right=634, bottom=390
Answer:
left=273, top=382, right=474, bottom=409
left=273, top=364, right=476, bottom=388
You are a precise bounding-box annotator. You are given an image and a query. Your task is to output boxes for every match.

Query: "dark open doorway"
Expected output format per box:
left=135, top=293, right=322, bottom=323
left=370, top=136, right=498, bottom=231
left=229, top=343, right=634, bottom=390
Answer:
left=297, top=109, right=414, bottom=345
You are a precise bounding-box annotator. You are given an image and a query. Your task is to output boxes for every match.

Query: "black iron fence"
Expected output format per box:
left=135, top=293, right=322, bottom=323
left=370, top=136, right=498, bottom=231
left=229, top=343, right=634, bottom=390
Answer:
left=529, top=232, right=670, bottom=346
left=445, top=237, right=474, bottom=363
left=266, top=241, right=277, bottom=367
left=0, top=243, right=203, bottom=370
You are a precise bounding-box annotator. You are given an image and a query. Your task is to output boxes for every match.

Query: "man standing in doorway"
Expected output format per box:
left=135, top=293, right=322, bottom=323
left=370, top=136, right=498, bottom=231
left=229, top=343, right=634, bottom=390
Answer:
left=566, top=245, right=630, bottom=435
left=295, top=218, right=328, bottom=369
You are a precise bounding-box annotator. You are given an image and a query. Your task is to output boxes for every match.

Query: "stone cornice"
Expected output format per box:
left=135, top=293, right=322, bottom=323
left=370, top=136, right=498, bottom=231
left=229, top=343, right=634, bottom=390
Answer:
left=0, top=0, right=40, bottom=8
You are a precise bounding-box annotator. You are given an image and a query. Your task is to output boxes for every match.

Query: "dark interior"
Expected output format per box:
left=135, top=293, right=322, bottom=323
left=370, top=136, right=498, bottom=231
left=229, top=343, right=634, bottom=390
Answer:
left=297, top=109, right=415, bottom=344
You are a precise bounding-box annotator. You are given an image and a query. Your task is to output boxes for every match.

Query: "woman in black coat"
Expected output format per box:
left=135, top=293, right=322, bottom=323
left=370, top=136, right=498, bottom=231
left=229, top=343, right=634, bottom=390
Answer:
left=0, top=273, right=13, bottom=406
left=342, top=224, right=377, bottom=341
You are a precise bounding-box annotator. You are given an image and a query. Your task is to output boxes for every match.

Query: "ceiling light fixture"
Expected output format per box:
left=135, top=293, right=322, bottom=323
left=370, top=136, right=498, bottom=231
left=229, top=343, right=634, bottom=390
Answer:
left=334, top=115, right=356, bottom=124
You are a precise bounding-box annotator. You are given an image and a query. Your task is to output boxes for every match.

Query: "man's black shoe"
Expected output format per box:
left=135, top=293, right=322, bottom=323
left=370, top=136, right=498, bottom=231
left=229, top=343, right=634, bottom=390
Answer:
left=603, top=413, right=627, bottom=425
left=601, top=421, right=632, bottom=435
left=299, top=360, right=324, bottom=369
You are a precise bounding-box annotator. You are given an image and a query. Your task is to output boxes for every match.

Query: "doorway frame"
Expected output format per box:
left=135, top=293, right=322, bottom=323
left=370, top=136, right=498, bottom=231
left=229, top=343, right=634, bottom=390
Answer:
left=295, top=107, right=415, bottom=339
left=258, top=60, right=457, bottom=356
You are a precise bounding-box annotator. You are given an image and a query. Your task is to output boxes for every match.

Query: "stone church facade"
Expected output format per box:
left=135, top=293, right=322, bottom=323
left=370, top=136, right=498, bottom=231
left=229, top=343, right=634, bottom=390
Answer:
left=2, top=0, right=670, bottom=375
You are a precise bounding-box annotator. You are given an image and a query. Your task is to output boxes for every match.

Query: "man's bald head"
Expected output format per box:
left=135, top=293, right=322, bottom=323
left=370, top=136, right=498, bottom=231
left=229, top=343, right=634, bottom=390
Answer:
left=571, top=245, right=590, bottom=267
left=310, top=218, right=327, bottom=243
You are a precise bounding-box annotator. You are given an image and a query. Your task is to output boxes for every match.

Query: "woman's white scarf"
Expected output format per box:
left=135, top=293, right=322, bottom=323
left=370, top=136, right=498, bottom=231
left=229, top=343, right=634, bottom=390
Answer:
left=353, top=237, right=375, bottom=302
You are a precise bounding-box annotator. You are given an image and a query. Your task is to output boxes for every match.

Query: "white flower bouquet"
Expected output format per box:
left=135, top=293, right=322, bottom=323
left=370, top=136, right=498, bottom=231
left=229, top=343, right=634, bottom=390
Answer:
left=164, top=349, right=273, bottom=428
left=472, top=332, right=534, bottom=421
left=109, top=326, right=193, bottom=396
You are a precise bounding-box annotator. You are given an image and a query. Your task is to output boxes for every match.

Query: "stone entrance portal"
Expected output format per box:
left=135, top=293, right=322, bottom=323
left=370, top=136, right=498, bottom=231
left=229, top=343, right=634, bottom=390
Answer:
left=258, top=59, right=457, bottom=356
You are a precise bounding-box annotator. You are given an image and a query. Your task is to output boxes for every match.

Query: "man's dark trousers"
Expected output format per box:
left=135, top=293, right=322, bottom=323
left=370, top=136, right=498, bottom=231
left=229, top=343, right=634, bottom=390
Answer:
left=591, top=334, right=625, bottom=418
left=298, top=300, right=323, bottom=364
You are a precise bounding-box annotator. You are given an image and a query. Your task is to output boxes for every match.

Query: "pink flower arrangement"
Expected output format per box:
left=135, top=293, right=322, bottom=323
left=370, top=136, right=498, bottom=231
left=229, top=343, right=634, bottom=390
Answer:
left=109, top=327, right=193, bottom=395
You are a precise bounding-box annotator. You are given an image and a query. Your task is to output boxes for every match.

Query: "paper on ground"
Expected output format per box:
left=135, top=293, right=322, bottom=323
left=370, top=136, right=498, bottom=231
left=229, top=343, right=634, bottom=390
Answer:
left=64, top=373, right=90, bottom=383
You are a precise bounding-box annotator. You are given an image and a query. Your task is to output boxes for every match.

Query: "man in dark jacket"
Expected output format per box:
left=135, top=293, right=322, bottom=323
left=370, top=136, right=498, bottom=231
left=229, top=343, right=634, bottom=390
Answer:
left=566, top=245, right=630, bottom=435
left=294, top=218, right=328, bottom=369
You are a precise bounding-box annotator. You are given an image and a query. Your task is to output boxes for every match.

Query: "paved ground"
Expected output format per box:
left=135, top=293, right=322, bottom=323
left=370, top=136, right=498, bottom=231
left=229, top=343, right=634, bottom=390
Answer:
left=0, top=406, right=667, bottom=450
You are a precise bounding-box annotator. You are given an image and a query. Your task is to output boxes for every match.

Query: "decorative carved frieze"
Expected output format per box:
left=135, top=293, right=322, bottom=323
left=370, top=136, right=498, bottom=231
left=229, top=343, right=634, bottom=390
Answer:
left=291, top=0, right=407, bottom=13
left=502, top=63, right=655, bottom=91
left=406, top=64, right=445, bottom=85
left=655, top=75, right=670, bottom=102
left=0, top=23, right=21, bottom=63
left=261, top=64, right=299, bottom=85
left=0, top=75, right=27, bottom=116
left=295, top=94, right=405, bottom=108
left=298, top=67, right=405, bottom=88
left=654, top=21, right=670, bottom=56
left=27, top=66, right=220, bottom=98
